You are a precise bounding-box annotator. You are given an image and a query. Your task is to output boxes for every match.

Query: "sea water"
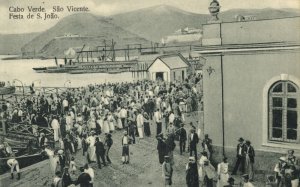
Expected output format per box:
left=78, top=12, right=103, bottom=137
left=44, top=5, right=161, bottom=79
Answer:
left=0, top=56, right=135, bottom=87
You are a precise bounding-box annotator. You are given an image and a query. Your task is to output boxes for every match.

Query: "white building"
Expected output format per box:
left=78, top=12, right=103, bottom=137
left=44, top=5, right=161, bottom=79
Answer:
left=147, top=53, right=189, bottom=82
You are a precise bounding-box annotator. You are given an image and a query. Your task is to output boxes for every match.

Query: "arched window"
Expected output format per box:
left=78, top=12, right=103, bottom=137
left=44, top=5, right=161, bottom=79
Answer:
left=269, top=81, right=299, bottom=142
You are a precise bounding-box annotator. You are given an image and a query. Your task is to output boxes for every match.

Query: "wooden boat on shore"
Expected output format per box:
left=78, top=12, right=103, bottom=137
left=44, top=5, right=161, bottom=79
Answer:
left=1, top=137, right=47, bottom=174
left=0, top=152, right=46, bottom=175
left=0, top=86, right=15, bottom=95
left=4, top=137, right=29, bottom=147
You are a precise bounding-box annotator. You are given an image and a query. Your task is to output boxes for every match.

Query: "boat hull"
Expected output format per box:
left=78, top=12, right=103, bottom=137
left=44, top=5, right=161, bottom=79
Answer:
left=33, top=60, right=137, bottom=74
left=0, top=153, right=46, bottom=175
left=0, top=86, right=16, bottom=95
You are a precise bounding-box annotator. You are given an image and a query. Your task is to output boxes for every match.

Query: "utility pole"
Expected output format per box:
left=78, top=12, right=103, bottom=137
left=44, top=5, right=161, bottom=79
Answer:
left=112, top=39, right=116, bottom=61
left=127, top=44, right=130, bottom=61
left=104, top=40, right=106, bottom=62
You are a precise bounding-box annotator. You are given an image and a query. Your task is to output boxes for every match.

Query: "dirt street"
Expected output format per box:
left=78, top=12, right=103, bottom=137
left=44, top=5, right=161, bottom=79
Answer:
left=0, top=112, right=265, bottom=187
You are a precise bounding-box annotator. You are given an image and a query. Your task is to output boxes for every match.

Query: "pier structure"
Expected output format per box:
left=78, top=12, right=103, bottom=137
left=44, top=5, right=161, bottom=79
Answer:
left=131, top=62, right=149, bottom=80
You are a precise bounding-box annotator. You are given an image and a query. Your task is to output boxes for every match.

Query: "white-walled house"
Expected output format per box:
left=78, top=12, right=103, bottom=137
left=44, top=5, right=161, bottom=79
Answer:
left=147, top=54, right=189, bottom=82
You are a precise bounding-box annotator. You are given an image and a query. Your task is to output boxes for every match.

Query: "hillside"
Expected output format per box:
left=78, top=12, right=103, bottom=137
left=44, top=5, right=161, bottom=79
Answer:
left=219, top=8, right=300, bottom=21
left=111, top=5, right=209, bottom=43
left=2, top=6, right=300, bottom=56
left=22, top=13, right=149, bottom=58
left=0, top=33, right=39, bottom=55
left=111, top=5, right=300, bottom=42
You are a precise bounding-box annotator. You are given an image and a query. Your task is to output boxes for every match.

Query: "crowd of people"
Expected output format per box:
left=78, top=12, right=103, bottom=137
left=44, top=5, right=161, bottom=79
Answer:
left=0, top=72, right=299, bottom=187
left=0, top=74, right=202, bottom=185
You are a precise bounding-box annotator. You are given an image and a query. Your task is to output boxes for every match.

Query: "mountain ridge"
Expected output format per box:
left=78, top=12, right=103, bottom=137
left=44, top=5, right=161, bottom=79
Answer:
left=1, top=5, right=300, bottom=56
left=111, top=5, right=300, bottom=42
left=21, top=13, right=149, bottom=58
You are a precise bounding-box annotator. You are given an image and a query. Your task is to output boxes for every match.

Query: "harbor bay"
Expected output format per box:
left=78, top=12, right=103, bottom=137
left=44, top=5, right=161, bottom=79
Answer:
left=0, top=56, right=135, bottom=87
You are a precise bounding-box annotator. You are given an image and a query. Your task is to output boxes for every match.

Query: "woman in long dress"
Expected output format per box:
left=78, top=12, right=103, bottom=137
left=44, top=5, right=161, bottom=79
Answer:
left=144, top=112, right=151, bottom=136
left=86, top=132, right=96, bottom=162
left=102, top=115, right=110, bottom=134
left=44, top=147, right=58, bottom=175
left=107, top=112, right=115, bottom=132
left=76, top=134, right=82, bottom=150
left=97, top=115, right=104, bottom=129
left=88, top=118, right=96, bottom=131
left=217, top=157, right=229, bottom=187
left=116, top=109, right=123, bottom=129
left=198, top=151, right=208, bottom=183
left=51, top=117, right=60, bottom=142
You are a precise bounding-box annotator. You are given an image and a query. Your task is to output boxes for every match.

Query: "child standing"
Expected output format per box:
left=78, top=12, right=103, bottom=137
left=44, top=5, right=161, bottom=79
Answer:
left=69, top=157, right=77, bottom=174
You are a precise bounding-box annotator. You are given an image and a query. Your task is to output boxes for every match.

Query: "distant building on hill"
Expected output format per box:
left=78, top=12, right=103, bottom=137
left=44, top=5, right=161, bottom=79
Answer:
left=235, top=15, right=257, bottom=22
left=55, top=33, right=80, bottom=39
left=162, top=27, right=202, bottom=44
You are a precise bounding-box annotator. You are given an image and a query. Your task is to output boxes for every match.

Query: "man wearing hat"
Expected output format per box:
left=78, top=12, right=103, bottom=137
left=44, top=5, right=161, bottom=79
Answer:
left=58, top=149, right=66, bottom=173
left=154, top=108, right=162, bottom=135
left=62, top=166, right=73, bottom=187
left=74, top=167, right=91, bottom=187
left=274, top=157, right=287, bottom=186
left=104, top=133, right=113, bottom=164
left=120, top=106, right=127, bottom=129
left=242, top=174, right=254, bottom=187
left=287, top=149, right=296, bottom=165
left=179, top=123, right=187, bottom=155
left=245, top=140, right=255, bottom=181
left=7, top=154, right=20, bottom=180
left=94, top=137, right=106, bottom=169
left=162, top=155, right=173, bottom=187
left=38, top=133, right=48, bottom=148
left=121, top=131, right=130, bottom=164
left=202, top=134, right=213, bottom=160
left=156, top=134, right=167, bottom=164
left=202, top=158, right=216, bottom=187
left=188, top=128, right=199, bottom=160
left=186, top=157, right=199, bottom=187
left=232, top=137, right=246, bottom=175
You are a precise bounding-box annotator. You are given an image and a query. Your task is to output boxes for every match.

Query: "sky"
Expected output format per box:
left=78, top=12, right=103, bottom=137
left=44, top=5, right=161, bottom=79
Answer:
left=0, top=0, right=299, bottom=34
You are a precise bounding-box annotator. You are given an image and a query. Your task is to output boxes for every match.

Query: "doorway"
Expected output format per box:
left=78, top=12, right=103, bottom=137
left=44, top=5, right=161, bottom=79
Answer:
left=156, top=72, right=164, bottom=81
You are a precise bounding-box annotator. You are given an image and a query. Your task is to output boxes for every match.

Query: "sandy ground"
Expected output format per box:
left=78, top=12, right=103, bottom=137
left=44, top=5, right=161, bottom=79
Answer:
left=0, top=112, right=266, bottom=187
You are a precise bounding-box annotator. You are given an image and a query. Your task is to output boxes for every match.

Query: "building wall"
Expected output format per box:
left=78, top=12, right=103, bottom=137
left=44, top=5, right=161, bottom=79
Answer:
left=222, top=51, right=300, bottom=152
left=170, top=68, right=188, bottom=82
left=202, top=17, right=300, bottom=46
left=148, top=59, right=170, bottom=81
left=201, top=16, right=300, bottom=172
left=203, top=55, right=223, bottom=147
left=203, top=50, right=300, bottom=153
left=221, top=17, right=300, bottom=45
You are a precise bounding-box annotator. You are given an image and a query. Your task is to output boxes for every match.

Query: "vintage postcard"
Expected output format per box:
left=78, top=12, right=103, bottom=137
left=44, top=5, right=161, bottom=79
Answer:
left=0, top=0, right=299, bottom=186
